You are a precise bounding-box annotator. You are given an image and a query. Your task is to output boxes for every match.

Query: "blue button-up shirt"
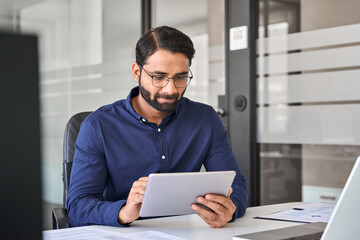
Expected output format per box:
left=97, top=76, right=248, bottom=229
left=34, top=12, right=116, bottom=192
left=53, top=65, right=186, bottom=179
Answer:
left=67, top=87, right=248, bottom=227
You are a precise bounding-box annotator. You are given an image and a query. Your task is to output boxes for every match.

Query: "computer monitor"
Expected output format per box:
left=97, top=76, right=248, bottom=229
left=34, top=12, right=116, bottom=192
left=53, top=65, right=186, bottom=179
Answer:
left=0, top=32, right=42, bottom=239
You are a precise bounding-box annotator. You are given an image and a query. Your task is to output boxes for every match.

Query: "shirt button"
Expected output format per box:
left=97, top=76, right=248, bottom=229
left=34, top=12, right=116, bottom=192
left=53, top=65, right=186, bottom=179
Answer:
left=141, top=118, right=146, bottom=123
left=158, top=128, right=161, bottom=133
left=162, top=155, right=166, bottom=160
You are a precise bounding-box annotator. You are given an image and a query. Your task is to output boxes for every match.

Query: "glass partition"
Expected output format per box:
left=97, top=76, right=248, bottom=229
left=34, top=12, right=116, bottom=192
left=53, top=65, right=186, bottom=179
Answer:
left=0, top=0, right=141, bottom=229
left=257, top=0, right=360, bottom=205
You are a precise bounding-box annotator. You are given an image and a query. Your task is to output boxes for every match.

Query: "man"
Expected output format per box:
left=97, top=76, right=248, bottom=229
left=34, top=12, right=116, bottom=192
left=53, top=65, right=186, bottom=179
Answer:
left=67, top=26, right=248, bottom=228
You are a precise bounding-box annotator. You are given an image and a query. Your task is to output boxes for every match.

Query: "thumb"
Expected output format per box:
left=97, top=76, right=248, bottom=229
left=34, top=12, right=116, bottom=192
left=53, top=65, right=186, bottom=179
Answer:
left=227, top=187, right=233, bottom=198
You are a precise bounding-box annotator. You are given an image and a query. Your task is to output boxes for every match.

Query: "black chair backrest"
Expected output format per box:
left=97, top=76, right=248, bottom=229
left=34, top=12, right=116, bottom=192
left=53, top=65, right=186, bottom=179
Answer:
left=63, top=112, right=91, bottom=208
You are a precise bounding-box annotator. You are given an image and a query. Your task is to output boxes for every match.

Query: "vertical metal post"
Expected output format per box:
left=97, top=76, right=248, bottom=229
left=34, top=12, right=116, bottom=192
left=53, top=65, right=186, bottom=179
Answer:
left=141, top=0, right=152, bottom=34
left=225, top=0, right=259, bottom=206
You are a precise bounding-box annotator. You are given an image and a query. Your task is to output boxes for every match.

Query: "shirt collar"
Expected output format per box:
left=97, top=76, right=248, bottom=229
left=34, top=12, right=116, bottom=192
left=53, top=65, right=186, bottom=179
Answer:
left=125, top=86, right=182, bottom=122
left=125, top=86, right=141, bottom=120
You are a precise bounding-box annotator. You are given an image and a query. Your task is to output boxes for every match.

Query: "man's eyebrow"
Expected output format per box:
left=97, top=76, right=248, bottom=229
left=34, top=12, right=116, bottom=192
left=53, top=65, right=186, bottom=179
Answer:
left=175, top=71, right=189, bottom=76
left=152, top=70, right=167, bottom=75
left=152, top=70, right=189, bottom=75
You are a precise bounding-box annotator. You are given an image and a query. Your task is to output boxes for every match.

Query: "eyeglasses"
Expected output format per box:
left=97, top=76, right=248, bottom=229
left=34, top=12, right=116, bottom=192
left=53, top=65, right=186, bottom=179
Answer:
left=139, top=65, right=193, bottom=88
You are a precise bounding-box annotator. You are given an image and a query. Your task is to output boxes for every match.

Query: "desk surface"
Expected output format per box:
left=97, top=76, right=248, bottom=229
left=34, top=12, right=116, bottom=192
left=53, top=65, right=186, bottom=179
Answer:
left=90, top=202, right=303, bottom=239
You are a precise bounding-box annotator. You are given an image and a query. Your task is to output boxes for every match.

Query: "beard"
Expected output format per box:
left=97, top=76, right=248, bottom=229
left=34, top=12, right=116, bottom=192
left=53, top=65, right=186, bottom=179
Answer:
left=139, top=81, right=185, bottom=113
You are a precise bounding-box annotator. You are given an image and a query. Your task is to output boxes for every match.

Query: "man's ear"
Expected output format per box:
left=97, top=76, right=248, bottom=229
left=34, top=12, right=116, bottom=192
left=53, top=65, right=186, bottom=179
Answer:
left=132, top=62, right=141, bottom=82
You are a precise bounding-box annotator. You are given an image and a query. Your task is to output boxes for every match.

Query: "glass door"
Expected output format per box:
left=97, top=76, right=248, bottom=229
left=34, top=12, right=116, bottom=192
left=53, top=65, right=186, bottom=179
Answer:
left=257, top=0, right=360, bottom=205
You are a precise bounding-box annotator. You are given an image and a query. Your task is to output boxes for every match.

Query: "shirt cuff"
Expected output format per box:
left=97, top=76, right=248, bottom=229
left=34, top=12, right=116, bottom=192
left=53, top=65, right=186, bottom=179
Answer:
left=230, top=196, right=247, bottom=221
left=104, top=200, right=129, bottom=227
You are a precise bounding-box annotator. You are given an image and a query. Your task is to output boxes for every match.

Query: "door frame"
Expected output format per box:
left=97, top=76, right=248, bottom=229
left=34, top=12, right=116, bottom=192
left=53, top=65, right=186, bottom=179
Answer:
left=224, top=0, right=259, bottom=206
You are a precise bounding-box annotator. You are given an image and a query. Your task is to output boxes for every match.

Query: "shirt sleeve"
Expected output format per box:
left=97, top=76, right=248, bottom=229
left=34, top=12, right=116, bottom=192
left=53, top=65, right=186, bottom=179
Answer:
left=203, top=108, right=249, bottom=219
left=66, top=116, right=127, bottom=227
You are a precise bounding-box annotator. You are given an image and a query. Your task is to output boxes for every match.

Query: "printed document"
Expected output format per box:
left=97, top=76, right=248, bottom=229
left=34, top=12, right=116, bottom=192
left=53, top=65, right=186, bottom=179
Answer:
left=43, top=226, right=185, bottom=240
left=256, top=202, right=335, bottom=223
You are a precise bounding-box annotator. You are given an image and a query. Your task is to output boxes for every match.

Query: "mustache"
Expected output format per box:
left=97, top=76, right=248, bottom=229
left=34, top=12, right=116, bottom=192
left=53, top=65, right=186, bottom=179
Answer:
left=155, top=93, right=178, bottom=99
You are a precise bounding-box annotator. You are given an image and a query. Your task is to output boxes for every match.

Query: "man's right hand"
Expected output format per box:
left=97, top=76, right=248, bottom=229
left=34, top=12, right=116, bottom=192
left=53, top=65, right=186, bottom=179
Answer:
left=117, top=176, right=148, bottom=224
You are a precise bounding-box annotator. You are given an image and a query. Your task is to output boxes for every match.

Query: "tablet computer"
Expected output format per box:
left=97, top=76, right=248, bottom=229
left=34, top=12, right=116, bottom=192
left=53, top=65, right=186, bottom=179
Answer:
left=139, top=171, right=236, bottom=217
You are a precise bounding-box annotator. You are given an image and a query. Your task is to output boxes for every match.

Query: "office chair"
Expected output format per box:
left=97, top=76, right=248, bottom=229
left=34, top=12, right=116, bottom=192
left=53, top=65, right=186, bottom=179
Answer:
left=52, top=111, right=91, bottom=229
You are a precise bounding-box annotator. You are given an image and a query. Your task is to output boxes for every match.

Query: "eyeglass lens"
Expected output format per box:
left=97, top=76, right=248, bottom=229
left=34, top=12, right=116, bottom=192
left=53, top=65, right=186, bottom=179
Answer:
left=152, top=75, right=190, bottom=88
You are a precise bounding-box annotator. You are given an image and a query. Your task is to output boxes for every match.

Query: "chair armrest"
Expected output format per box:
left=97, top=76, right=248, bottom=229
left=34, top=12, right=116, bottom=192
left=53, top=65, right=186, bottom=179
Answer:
left=52, top=207, right=69, bottom=229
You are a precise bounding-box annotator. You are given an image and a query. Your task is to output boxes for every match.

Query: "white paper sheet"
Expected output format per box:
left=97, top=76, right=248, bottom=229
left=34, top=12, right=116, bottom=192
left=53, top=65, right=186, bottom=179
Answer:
left=43, top=226, right=185, bottom=240
left=256, top=202, right=336, bottom=223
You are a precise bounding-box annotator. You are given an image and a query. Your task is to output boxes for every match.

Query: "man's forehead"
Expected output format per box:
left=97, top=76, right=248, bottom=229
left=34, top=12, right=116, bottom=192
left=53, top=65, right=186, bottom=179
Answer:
left=145, top=50, right=189, bottom=67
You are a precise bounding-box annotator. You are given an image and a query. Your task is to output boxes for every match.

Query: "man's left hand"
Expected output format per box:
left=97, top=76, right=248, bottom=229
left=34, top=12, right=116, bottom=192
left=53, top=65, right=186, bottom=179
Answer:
left=191, top=188, right=236, bottom=228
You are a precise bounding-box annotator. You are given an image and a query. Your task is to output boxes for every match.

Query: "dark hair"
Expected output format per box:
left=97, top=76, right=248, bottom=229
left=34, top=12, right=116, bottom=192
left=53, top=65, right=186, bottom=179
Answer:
left=136, top=26, right=195, bottom=66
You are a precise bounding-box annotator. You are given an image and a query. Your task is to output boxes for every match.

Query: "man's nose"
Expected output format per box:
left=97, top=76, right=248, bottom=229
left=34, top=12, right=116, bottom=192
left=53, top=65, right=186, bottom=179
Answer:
left=161, top=78, right=177, bottom=95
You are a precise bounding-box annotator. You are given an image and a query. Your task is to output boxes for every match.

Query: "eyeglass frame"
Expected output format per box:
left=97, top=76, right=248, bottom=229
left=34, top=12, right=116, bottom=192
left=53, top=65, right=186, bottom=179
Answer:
left=138, top=64, right=193, bottom=88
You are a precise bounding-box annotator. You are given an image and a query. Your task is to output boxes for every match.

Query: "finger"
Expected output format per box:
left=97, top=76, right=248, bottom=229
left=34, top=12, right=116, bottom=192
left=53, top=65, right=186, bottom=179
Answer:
left=205, top=194, right=231, bottom=208
left=128, top=192, right=145, bottom=204
left=138, top=176, right=149, bottom=182
left=227, top=187, right=233, bottom=198
left=202, top=195, right=236, bottom=221
left=128, top=180, right=148, bottom=197
left=129, top=188, right=147, bottom=200
left=191, top=203, right=216, bottom=220
left=205, top=194, right=236, bottom=214
left=196, top=196, right=229, bottom=217
left=130, top=185, right=146, bottom=195
left=131, top=179, right=148, bottom=189
left=134, top=178, right=148, bottom=187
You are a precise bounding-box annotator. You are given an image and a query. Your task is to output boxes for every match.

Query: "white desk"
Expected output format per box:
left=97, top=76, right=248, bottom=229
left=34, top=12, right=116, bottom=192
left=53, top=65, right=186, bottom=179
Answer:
left=88, top=202, right=304, bottom=239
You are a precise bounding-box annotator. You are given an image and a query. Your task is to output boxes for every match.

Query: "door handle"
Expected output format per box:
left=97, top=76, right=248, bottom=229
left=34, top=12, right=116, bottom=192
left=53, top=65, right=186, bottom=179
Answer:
left=216, top=108, right=226, bottom=117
